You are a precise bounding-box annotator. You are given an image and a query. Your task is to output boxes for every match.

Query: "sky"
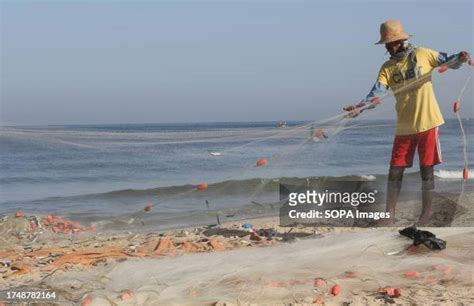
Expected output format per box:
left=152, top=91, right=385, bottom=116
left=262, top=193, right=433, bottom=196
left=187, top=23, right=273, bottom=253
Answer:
left=1, top=0, right=473, bottom=125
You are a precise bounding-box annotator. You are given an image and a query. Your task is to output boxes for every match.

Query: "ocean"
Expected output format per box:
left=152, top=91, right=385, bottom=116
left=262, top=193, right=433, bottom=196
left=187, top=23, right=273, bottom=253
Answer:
left=1, top=119, right=472, bottom=232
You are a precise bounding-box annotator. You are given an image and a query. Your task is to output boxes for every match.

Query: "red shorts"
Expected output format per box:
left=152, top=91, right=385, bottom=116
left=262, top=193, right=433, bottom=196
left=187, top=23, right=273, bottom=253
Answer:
left=390, top=127, right=442, bottom=167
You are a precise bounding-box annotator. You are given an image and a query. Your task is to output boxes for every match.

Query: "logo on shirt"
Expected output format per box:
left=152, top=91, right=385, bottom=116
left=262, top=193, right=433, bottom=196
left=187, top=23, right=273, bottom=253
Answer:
left=392, top=66, right=422, bottom=84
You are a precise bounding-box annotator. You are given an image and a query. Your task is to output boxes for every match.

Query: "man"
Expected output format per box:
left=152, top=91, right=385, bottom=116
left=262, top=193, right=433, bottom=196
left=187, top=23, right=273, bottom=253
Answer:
left=344, top=19, right=470, bottom=226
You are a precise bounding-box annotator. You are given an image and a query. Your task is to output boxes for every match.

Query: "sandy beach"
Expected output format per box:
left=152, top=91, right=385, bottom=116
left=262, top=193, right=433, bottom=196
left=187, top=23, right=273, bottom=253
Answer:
left=1, top=191, right=473, bottom=305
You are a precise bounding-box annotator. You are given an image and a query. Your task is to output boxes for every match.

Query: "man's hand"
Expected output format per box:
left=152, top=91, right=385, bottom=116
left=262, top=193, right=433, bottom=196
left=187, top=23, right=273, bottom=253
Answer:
left=449, top=51, right=471, bottom=70
left=458, top=51, right=470, bottom=63
left=343, top=102, right=365, bottom=118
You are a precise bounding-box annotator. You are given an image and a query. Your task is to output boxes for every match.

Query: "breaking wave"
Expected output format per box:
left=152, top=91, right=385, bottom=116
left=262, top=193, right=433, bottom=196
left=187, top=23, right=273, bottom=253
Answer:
left=434, top=170, right=467, bottom=179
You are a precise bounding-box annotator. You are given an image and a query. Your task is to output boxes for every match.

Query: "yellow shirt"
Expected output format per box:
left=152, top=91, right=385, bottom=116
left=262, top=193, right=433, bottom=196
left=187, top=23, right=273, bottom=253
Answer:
left=377, top=47, right=445, bottom=135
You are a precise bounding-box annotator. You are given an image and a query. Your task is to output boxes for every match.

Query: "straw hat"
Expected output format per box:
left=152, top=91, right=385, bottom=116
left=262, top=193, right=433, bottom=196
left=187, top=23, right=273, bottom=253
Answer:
left=375, top=19, right=411, bottom=45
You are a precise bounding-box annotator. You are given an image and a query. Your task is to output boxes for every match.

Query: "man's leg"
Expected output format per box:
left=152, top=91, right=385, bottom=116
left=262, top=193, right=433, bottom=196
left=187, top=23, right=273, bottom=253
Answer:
left=385, top=166, right=405, bottom=223
left=418, top=165, right=434, bottom=226
left=384, top=132, right=415, bottom=226
left=417, top=127, right=441, bottom=226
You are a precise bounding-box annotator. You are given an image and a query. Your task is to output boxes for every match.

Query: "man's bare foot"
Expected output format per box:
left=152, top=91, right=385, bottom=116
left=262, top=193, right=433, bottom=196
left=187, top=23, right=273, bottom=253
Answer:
left=375, top=217, right=395, bottom=227
left=416, top=213, right=432, bottom=226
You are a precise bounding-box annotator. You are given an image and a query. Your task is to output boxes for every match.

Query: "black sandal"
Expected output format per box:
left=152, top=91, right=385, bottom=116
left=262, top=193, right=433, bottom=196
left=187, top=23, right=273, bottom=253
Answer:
left=399, top=226, right=446, bottom=250
left=414, top=230, right=446, bottom=250
left=399, top=225, right=418, bottom=239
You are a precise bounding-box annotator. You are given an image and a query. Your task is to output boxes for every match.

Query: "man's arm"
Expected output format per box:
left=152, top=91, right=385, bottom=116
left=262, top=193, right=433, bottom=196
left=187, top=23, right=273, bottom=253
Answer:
left=363, top=81, right=389, bottom=104
left=435, top=51, right=470, bottom=69
left=343, top=81, right=389, bottom=117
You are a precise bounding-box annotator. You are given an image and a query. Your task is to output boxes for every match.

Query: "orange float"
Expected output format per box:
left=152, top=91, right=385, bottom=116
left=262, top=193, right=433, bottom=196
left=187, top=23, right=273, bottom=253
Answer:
left=144, top=203, right=154, bottom=212
left=256, top=159, right=268, bottom=167
left=371, top=97, right=382, bottom=104
left=81, top=297, right=93, bottom=306
left=197, top=183, right=208, bottom=191
left=120, top=290, right=134, bottom=301
left=438, top=65, right=449, bottom=73
left=404, top=271, right=420, bottom=278
left=331, top=284, right=341, bottom=296
left=463, top=167, right=469, bottom=180
left=453, top=101, right=460, bottom=113
left=380, top=287, right=395, bottom=296
left=313, top=129, right=328, bottom=139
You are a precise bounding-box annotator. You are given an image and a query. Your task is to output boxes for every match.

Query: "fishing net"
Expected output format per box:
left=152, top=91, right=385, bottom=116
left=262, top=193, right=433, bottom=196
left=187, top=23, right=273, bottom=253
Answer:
left=41, top=227, right=473, bottom=305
